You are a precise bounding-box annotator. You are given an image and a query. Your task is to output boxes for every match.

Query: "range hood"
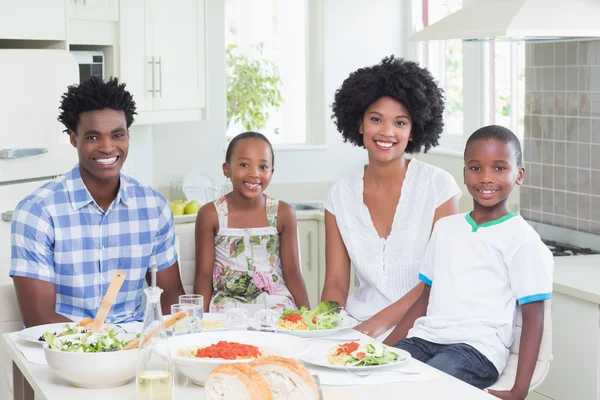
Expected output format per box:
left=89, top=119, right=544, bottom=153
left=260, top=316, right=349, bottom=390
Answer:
left=410, top=0, right=600, bottom=42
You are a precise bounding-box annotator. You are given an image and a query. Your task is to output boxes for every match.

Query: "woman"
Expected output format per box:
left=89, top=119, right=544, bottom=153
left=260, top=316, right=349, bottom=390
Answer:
left=321, top=56, right=462, bottom=340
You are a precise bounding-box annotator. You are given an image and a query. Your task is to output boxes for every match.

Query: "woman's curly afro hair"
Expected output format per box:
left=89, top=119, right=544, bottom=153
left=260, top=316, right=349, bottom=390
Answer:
left=58, top=76, right=137, bottom=134
left=331, top=55, right=445, bottom=154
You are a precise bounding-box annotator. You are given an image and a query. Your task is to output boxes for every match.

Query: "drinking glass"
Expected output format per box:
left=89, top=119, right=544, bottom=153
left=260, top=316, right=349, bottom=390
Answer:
left=225, top=302, right=250, bottom=330
left=170, top=303, right=195, bottom=336
left=178, top=294, right=204, bottom=332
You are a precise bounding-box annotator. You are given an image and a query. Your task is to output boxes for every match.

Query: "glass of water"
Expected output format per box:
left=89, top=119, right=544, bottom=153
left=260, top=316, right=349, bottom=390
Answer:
left=170, top=303, right=195, bottom=336
left=178, top=294, right=204, bottom=332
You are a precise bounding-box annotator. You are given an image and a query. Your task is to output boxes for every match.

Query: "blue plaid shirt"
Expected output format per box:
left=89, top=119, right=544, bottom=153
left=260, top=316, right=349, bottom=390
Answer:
left=10, top=165, right=178, bottom=323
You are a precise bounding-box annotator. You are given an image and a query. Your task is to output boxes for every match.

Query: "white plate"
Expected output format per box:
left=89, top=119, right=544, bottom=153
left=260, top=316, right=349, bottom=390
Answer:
left=164, top=330, right=310, bottom=385
left=272, top=315, right=359, bottom=338
left=182, top=168, right=219, bottom=204
left=302, top=340, right=411, bottom=371
left=18, top=322, right=124, bottom=345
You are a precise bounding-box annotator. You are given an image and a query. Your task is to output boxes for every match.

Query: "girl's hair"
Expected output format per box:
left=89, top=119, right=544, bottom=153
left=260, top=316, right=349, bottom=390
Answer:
left=331, top=55, right=445, bottom=154
left=225, top=131, right=275, bottom=166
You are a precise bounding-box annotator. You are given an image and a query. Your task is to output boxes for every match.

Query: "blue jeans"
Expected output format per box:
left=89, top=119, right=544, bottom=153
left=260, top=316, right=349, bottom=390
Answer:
left=394, top=337, right=499, bottom=389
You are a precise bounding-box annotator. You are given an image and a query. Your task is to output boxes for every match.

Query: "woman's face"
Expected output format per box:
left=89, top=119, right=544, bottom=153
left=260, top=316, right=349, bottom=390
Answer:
left=360, top=96, right=412, bottom=163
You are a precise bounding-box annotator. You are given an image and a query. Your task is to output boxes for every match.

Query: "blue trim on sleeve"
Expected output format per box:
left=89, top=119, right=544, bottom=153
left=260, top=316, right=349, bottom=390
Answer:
left=518, top=292, right=552, bottom=305
left=418, top=273, right=432, bottom=286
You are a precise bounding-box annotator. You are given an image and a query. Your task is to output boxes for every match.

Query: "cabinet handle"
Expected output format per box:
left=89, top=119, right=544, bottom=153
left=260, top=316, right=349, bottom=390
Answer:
left=307, top=231, right=312, bottom=272
left=0, top=148, right=47, bottom=159
left=148, top=56, right=155, bottom=96
left=155, top=57, right=162, bottom=97
left=1, top=211, right=13, bottom=222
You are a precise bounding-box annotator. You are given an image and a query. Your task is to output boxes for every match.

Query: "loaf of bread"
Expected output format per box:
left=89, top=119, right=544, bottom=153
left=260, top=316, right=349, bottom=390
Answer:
left=250, top=356, right=319, bottom=399
left=204, top=363, right=274, bottom=400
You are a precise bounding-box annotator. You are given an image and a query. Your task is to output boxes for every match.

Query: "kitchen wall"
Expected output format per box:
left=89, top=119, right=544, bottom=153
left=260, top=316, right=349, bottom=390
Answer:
left=520, top=40, right=600, bottom=234
left=127, top=0, right=409, bottom=202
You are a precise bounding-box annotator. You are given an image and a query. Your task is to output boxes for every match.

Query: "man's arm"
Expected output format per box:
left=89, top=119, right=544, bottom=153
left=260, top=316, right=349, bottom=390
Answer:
left=486, top=301, right=545, bottom=400
left=382, top=285, right=431, bottom=346
left=152, top=262, right=185, bottom=315
left=13, top=277, right=71, bottom=327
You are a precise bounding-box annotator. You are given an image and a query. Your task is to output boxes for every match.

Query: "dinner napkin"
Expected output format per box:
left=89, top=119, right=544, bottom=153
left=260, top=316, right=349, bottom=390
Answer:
left=8, top=332, right=46, bottom=365
left=307, top=359, right=438, bottom=386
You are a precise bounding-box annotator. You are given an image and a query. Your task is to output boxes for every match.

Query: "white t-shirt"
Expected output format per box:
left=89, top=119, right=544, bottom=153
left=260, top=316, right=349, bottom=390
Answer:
left=324, top=159, right=462, bottom=322
left=408, top=212, right=554, bottom=374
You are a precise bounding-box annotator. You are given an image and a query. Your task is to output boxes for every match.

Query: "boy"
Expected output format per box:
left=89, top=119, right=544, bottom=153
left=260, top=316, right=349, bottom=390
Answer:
left=383, top=125, right=553, bottom=400
left=10, top=76, right=185, bottom=327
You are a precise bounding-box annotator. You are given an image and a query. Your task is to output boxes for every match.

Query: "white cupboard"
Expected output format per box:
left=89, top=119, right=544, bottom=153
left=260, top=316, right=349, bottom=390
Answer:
left=0, top=0, right=66, bottom=40
left=298, top=219, right=319, bottom=307
left=119, top=0, right=206, bottom=124
left=68, top=0, right=119, bottom=21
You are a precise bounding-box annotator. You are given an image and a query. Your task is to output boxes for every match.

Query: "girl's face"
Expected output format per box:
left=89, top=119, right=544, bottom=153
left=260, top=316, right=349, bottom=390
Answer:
left=360, top=96, right=412, bottom=163
left=223, top=138, right=274, bottom=200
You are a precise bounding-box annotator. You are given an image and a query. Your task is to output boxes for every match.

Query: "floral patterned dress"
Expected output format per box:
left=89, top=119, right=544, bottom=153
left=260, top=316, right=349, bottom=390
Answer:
left=209, top=195, right=296, bottom=312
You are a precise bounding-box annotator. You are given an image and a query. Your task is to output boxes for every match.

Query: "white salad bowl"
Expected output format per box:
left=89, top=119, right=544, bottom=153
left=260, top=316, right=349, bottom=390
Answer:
left=43, top=333, right=138, bottom=388
left=164, top=330, right=310, bottom=386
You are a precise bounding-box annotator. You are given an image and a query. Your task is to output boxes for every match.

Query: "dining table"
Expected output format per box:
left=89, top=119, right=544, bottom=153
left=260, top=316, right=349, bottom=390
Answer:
left=2, top=318, right=499, bottom=400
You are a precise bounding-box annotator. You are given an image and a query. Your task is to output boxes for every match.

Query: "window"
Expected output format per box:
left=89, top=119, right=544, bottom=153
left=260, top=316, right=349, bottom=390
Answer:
left=225, top=0, right=319, bottom=146
left=412, top=0, right=525, bottom=153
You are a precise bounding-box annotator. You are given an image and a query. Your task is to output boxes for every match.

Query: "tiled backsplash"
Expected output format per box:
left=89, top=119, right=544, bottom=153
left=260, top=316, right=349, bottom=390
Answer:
left=520, top=40, right=600, bottom=234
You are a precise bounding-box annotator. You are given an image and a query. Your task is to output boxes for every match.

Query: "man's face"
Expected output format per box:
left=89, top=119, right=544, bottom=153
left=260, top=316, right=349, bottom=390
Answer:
left=69, top=108, right=129, bottom=182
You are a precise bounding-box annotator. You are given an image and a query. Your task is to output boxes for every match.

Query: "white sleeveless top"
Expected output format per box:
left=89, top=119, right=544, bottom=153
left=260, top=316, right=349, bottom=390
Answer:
left=324, top=159, right=462, bottom=322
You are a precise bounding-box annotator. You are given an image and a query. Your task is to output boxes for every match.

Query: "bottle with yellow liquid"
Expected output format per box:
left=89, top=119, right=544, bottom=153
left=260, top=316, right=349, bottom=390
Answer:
left=136, top=265, right=173, bottom=400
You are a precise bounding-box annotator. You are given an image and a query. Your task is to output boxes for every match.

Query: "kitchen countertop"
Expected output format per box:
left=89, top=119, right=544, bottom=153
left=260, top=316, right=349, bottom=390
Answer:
left=553, top=255, right=600, bottom=304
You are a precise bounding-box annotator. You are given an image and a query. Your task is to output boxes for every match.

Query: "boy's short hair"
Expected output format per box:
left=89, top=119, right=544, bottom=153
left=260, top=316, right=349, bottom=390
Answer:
left=58, top=76, right=137, bottom=134
left=331, top=55, right=445, bottom=154
left=464, top=125, right=523, bottom=168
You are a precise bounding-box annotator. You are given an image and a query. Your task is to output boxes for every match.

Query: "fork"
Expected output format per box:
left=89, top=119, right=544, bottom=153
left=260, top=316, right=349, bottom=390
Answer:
left=343, top=367, right=420, bottom=378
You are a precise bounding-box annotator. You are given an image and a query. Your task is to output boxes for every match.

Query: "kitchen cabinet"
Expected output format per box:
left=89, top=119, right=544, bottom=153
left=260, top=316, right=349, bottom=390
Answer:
left=68, top=0, right=119, bottom=21
left=0, top=0, right=66, bottom=40
left=533, top=291, right=599, bottom=400
left=298, top=219, right=320, bottom=307
left=119, top=0, right=206, bottom=123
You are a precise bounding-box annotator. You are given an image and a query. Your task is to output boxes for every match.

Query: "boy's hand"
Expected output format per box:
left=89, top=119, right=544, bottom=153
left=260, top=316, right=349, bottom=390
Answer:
left=354, top=316, right=388, bottom=338
left=484, top=388, right=527, bottom=400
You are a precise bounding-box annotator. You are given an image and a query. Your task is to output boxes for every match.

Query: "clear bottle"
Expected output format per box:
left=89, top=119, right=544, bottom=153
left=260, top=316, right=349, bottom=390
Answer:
left=136, top=265, right=173, bottom=400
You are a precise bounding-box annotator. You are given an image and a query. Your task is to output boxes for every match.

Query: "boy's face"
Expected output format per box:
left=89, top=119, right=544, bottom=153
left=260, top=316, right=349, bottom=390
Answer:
left=222, top=138, right=274, bottom=200
left=69, top=108, right=130, bottom=183
left=464, top=138, right=524, bottom=208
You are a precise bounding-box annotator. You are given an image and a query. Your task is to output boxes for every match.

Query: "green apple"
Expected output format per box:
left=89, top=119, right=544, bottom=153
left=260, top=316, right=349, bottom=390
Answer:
left=184, top=201, right=201, bottom=215
left=171, top=202, right=185, bottom=216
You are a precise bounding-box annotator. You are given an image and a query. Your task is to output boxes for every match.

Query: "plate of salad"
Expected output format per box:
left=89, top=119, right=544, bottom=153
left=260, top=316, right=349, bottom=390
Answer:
left=273, top=301, right=359, bottom=338
left=18, top=320, right=124, bottom=345
left=43, top=330, right=137, bottom=353
left=302, top=340, right=411, bottom=371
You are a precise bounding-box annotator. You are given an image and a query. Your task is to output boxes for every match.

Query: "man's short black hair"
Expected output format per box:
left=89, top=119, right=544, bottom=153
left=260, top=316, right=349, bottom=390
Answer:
left=225, top=131, right=275, bottom=166
left=58, top=76, right=137, bottom=134
left=464, top=125, right=523, bottom=168
left=331, top=55, right=445, bottom=154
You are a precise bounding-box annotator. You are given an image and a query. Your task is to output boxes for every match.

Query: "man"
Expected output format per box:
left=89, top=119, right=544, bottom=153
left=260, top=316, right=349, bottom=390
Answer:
left=10, top=76, right=185, bottom=327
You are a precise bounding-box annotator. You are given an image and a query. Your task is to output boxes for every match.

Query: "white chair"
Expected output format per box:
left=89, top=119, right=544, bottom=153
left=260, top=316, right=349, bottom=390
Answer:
left=487, top=300, right=553, bottom=392
left=0, top=283, right=23, bottom=399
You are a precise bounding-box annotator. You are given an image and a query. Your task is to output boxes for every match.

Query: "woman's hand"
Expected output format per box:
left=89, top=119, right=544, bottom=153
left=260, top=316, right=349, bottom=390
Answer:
left=354, top=316, right=389, bottom=338
left=484, top=389, right=526, bottom=400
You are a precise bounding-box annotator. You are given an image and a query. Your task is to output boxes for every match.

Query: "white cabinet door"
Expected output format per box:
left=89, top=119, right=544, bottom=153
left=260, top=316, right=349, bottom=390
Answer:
left=0, top=0, right=65, bottom=40
left=119, top=0, right=154, bottom=112
left=0, top=50, right=79, bottom=182
left=535, top=292, right=599, bottom=400
left=0, top=180, right=52, bottom=286
left=298, top=220, right=319, bottom=308
left=72, top=0, right=119, bottom=21
left=151, top=0, right=206, bottom=111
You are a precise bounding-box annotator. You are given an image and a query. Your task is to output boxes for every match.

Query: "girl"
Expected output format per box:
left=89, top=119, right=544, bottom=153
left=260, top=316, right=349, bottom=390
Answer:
left=194, top=131, right=310, bottom=312
left=321, top=56, right=462, bottom=340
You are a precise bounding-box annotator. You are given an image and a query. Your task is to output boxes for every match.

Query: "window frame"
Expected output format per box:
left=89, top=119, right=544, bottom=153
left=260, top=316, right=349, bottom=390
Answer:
left=408, top=0, right=523, bottom=156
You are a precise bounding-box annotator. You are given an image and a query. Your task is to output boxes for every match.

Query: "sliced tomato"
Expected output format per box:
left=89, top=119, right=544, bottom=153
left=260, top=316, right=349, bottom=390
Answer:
left=355, top=352, right=366, bottom=360
left=312, top=316, right=317, bottom=324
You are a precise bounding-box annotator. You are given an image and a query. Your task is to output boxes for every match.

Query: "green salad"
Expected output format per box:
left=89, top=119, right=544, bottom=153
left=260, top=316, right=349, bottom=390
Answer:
left=329, top=342, right=401, bottom=367
left=277, top=301, right=346, bottom=330
left=44, top=329, right=136, bottom=353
